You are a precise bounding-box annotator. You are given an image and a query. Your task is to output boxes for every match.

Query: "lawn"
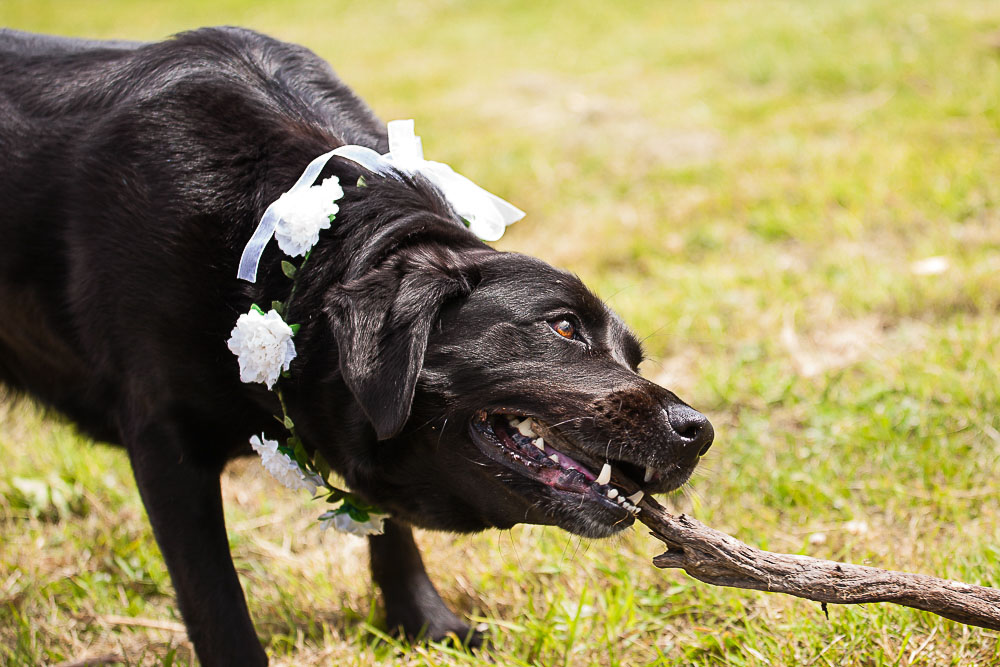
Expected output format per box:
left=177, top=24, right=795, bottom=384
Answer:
left=2, top=0, right=999, bottom=665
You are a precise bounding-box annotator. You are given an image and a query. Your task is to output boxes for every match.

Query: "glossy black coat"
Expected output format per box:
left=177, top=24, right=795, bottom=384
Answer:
left=0, top=27, right=712, bottom=664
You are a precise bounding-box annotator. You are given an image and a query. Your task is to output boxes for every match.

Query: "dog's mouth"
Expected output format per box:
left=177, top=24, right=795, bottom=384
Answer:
left=469, top=410, right=673, bottom=524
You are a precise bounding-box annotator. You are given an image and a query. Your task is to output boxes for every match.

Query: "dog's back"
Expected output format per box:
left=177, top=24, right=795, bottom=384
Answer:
left=0, top=27, right=383, bottom=441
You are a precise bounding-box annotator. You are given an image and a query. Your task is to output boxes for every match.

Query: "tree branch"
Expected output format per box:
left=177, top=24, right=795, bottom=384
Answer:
left=637, top=496, right=1000, bottom=630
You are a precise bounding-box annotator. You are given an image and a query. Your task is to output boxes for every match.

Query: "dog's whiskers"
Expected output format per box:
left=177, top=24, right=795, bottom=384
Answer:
left=506, top=529, right=524, bottom=573
left=681, top=481, right=705, bottom=507
left=436, top=418, right=449, bottom=447
left=460, top=453, right=490, bottom=468
left=639, top=323, right=670, bottom=345
left=557, top=529, right=577, bottom=571
left=563, top=531, right=585, bottom=568
left=548, top=416, right=587, bottom=429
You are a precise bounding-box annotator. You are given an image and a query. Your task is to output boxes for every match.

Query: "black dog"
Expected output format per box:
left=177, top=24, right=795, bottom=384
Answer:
left=0, top=27, right=714, bottom=665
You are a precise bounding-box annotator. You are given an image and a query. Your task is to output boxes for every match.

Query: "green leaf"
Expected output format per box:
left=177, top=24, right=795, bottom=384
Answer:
left=250, top=303, right=265, bottom=315
left=283, top=415, right=295, bottom=430
left=313, top=450, right=332, bottom=483
left=346, top=505, right=370, bottom=523
left=271, top=300, right=285, bottom=316
left=281, top=261, right=297, bottom=279
left=289, top=323, right=301, bottom=335
left=292, top=439, right=310, bottom=469
left=357, top=175, right=366, bottom=187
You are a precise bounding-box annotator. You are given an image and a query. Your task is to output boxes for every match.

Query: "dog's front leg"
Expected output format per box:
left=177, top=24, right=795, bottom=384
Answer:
left=127, top=422, right=268, bottom=666
left=368, top=519, right=483, bottom=647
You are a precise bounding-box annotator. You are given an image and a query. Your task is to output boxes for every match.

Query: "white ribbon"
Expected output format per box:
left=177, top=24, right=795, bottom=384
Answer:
left=237, top=149, right=340, bottom=282
left=237, top=120, right=525, bottom=283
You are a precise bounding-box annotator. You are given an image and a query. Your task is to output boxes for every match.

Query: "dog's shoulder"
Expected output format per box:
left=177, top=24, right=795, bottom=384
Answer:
left=1, top=27, right=379, bottom=142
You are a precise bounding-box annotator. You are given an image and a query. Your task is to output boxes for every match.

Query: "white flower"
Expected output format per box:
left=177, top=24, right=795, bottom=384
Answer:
left=227, top=308, right=296, bottom=388
left=321, top=510, right=389, bottom=536
left=249, top=435, right=321, bottom=493
left=272, top=176, right=344, bottom=257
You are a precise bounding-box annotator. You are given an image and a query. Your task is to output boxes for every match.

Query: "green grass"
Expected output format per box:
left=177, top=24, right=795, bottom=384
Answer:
left=3, top=0, right=1000, bottom=664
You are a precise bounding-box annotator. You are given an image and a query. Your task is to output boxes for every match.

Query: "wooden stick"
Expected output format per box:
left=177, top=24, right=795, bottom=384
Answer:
left=637, top=496, right=1000, bottom=630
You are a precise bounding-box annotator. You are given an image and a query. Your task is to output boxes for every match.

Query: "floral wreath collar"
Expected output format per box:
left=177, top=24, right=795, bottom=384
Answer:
left=227, top=120, right=524, bottom=535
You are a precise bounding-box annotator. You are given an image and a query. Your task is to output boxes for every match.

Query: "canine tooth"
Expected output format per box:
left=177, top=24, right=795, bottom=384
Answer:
left=607, top=488, right=618, bottom=499
left=549, top=453, right=560, bottom=462
left=596, top=463, right=612, bottom=486
left=644, top=467, right=654, bottom=483
left=532, top=438, right=545, bottom=450
left=517, top=418, right=536, bottom=437
left=626, top=490, right=644, bottom=504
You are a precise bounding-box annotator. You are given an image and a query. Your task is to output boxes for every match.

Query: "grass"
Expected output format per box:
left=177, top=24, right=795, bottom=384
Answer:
left=2, top=0, right=1000, bottom=664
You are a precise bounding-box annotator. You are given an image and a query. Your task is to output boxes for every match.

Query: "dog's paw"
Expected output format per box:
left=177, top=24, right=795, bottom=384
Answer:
left=386, top=608, right=487, bottom=650
left=426, top=620, right=488, bottom=650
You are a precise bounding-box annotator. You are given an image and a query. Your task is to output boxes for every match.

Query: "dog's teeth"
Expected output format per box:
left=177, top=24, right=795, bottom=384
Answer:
left=517, top=418, right=536, bottom=437
left=616, top=496, right=625, bottom=504
left=607, top=488, right=618, bottom=499
left=644, top=467, right=654, bottom=483
left=532, top=437, right=545, bottom=450
left=549, top=453, right=560, bottom=463
left=509, top=417, right=521, bottom=427
left=596, top=463, right=612, bottom=486
left=626, top=490, right=644, bottom=504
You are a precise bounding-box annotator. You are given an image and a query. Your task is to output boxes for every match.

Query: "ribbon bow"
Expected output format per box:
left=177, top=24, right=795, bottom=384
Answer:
left=237, top=120, right=524, bottom=283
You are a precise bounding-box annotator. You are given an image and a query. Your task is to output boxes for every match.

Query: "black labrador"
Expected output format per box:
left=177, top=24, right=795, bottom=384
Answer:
left=0, top=27, right=714, bottom=665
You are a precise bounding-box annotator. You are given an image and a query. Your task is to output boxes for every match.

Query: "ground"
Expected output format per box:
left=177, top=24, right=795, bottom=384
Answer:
left=1, top=0, right=999, bottom=665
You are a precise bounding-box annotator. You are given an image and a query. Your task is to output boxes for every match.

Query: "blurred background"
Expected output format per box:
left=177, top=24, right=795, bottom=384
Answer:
left=1, top=1, right=998, bottom=665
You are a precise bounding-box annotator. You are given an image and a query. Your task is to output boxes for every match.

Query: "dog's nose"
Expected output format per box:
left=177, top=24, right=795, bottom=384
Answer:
left=666, top=403, right=714, bottom=458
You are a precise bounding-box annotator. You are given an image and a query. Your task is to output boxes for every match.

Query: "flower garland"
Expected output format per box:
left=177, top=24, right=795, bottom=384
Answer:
left=229, top=121, right=524, bottom=536
left=227, top=175, right=389, bottom=536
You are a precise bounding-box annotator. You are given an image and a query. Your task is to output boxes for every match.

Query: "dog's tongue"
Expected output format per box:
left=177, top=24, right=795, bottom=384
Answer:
left=538, top=466, right=592, bottom=492
left=545, top=448, right=595, bottom=481
left=526, top=421, right=596, bottom=480
left=497, top=415, right=597, bottom=482
left=489, top=414, right=644, bottom=514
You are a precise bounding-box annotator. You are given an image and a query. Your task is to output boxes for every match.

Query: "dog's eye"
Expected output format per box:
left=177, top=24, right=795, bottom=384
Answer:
left=551, top=319, right=576, bottom=340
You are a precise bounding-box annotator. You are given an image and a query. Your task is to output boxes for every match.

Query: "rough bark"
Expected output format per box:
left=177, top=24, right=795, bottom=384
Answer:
left=637, top=496, right=1000, bottom=630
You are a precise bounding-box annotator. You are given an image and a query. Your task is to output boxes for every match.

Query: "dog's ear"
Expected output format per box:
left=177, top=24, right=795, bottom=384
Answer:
left=326, top=248, right=471, bottom=440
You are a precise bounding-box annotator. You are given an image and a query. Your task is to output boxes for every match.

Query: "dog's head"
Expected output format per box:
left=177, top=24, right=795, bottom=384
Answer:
left=292, top=173, right=713, bottom=538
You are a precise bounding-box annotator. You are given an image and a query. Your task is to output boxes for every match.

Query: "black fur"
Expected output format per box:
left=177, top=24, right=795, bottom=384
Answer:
left=0, top=27, right=714, bottom=665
